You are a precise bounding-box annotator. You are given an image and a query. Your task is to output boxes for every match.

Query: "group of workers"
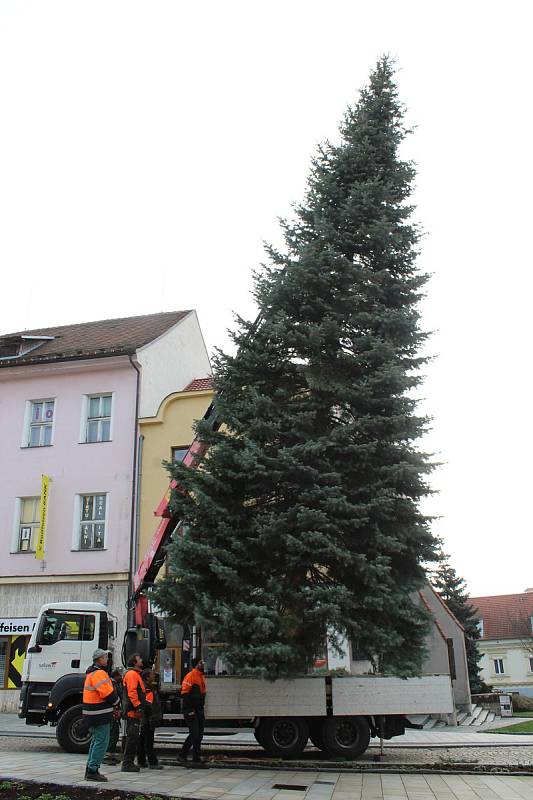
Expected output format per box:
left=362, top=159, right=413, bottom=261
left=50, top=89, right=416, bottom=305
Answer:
left=82, top=647, right=207, bottom=782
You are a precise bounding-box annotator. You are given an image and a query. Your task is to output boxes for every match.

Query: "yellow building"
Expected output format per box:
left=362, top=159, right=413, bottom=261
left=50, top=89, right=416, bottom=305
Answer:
left=137, top=377, right=214, bottom=563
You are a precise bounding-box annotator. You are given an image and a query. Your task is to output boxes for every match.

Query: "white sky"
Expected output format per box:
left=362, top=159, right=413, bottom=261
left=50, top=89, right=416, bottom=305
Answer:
left=1, top=1, right=531, bottom=598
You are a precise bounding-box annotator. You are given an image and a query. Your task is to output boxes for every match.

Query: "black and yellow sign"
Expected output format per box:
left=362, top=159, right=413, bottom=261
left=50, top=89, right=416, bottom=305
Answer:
left=7, top=635, right=28, bottom=689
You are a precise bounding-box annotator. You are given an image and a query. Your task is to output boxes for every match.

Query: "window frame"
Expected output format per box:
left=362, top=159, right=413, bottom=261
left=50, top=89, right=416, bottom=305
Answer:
left=81, top=393, right=113, bottom=444
left=74, top=493, right=108, bottom=551
left=529, top=656, right=533, bottom=673
left=36, top=612, right=96, bottom=645
left=23, top=398, right=56, bottom=448
left=84, top=392, right=113, bottom=444
left=493, top=657, right=505, bottom=675
left=16, top=497, right=40, bottom=553
left=171, top=444, right=191, bottom=463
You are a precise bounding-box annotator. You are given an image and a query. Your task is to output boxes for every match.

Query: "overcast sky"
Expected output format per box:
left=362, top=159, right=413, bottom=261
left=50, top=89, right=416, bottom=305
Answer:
left=1, top=1, right=531, bottom=597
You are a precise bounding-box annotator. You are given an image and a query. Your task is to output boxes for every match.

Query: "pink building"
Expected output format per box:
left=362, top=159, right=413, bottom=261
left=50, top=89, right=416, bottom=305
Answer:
left=0, top=311, right=210, bottom=710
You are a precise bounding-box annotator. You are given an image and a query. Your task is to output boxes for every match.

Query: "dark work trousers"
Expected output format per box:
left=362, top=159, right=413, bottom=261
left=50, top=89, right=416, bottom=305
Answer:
left=123, top=717, right=141, bottom=766
left=181, top=710, right=205, bottom=761
left=108, top=719, right=121, bottom=753
left=137, top=724, right=158, bottom=766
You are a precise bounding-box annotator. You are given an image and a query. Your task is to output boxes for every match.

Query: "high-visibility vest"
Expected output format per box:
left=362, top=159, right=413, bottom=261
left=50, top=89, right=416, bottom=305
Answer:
left=123, top=669, right=146, bottom=718
left=82, top=667, right=117, bottom=725
left=181, top=667, right=206, bottom=696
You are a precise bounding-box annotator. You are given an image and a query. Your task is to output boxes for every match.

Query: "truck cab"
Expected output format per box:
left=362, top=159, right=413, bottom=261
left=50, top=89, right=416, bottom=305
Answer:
left=19, top=602, right=116, bottom=752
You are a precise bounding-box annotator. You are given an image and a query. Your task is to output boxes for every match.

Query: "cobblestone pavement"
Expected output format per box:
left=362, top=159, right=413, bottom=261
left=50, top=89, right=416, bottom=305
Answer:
left=0, top=735, right=532, bottom=767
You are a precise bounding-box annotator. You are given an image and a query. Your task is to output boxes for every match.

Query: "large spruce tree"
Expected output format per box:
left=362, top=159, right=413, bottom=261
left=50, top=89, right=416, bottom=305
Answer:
left=431, top=554, right=484, bottom=693
left=154, top=57, right=438, bottom=679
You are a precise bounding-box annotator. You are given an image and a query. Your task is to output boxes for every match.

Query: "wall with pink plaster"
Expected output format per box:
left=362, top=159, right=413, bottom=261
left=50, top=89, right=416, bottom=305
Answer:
left=0, top=356, right=137, bottom=577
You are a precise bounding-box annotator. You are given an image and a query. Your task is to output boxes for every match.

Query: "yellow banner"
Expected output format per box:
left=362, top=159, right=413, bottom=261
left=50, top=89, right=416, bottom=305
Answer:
left=35, top=475, right=50, bottom=561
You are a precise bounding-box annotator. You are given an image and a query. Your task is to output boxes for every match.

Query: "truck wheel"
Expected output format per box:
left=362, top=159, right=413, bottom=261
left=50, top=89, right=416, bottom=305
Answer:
left=258, top=717, right=309, bottom=759
left=56, top=705, right=91, bottom=754
left=308, top=720, right=327, bottom=752
left=253, top=727, right=266, bottom=747
left=321, top=716, right=370, bottom=759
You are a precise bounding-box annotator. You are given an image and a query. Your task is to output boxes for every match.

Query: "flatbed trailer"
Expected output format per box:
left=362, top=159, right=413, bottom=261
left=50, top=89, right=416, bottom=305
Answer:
left=19, top=603, right=454, bottom=759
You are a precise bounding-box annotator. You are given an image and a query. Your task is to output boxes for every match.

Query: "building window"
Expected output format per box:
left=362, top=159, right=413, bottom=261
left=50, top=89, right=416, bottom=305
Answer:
left=494, top=658, right=505, bottom=675
left=79, top=494, right=106, bottom=550
left=17, top=497, right=40, bottom=553
left=27, top=400, right=55, bottom=447
left=86, top=395, right=112, bottom=443
left=0, top=635, right=30, bottom=689
left=172, top=445, right=190, bottom=462
left=529, top=657, right=533, bottom=673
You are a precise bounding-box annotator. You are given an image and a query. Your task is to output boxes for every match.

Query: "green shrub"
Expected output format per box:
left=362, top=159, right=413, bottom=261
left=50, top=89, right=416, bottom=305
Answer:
left=512, top=694, right=533, bottom=712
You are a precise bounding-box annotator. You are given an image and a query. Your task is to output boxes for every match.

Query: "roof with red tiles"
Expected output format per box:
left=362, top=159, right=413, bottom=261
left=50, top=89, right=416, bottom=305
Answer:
left=0, top=311, right=191, bottom=367
left=183, top=377, right=214, bottom=392
left=469, top=591, right=533, bottom=640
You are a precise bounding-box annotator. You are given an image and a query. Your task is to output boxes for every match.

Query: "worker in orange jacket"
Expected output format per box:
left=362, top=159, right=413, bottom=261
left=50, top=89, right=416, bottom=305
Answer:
left=121, top=652, right=149, bottom=772
left=83, top=648, right=119, bottom=782
left=177, top=657, right=207, bottom=768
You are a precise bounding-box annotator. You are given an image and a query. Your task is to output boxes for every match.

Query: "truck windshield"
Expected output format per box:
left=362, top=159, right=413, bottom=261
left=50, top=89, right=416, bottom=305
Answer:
left=37, top=613, right=95, bottom=645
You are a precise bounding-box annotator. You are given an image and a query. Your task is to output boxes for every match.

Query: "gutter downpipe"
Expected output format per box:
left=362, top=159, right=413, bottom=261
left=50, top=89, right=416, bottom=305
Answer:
left=128, top=353, right=141, bottom=627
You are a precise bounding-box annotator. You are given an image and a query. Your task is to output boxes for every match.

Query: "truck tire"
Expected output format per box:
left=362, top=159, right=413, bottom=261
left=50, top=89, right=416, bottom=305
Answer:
left=253, top=727, right=266, bottom=748
left=308, top=720, right=327, bottom=752
left=258, top=717, right=309, bottom=759
left=56, top=705, right=91, bottom=754
left=321, top=716, right=370, bottom=759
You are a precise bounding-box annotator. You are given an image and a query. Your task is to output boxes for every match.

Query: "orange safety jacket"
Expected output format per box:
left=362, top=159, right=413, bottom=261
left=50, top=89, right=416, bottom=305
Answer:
left=82, top=666, right=118, bottom=726
left=181, top=667, right=206, bottom=714
left=123, top=668, right=147, bottom=718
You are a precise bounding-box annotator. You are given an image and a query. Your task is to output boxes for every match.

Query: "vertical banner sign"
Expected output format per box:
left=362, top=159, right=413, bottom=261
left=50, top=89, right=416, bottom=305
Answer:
left=35, top=475, right=50, bottom=561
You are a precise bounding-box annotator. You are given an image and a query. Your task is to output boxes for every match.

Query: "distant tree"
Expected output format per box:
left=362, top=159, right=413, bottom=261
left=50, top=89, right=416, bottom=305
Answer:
left=154, top=56, right=438, bottom=679
left=431, top=554, right=484, bottom=693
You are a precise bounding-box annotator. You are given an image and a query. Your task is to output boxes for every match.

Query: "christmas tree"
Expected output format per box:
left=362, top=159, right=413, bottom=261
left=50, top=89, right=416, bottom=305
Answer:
left=431, top=554, right=484, bottom=693
left=154, top=56, right=438, bottom=679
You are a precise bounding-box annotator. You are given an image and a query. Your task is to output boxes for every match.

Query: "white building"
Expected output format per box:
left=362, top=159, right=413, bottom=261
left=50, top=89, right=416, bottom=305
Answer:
left=470, top=590, right=533, bottom=697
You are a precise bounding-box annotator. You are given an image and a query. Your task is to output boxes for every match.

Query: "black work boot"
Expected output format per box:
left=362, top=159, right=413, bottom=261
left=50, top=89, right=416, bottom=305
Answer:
left=85, top=769, right=108, bottom=782
left=121, top=762, right=140, bottom=773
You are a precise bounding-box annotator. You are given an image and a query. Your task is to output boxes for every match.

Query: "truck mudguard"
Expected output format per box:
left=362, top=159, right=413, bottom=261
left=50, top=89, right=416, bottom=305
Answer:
left=49, top=673, right=85, bottom=711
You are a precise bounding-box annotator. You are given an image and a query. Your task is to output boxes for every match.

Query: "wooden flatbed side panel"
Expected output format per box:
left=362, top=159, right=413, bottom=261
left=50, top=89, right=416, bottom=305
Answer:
left=205, top=677, right=327, bottom=718
left=331, top=675, right=454, bottom=716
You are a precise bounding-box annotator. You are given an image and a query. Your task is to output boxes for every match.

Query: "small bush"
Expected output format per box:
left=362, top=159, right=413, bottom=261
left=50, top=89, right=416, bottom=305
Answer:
left=512, top=694, right=533, bottom=712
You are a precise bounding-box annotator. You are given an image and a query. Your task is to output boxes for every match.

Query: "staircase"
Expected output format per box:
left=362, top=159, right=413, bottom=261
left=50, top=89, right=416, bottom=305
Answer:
left=416, top=704, right=498, bottom=729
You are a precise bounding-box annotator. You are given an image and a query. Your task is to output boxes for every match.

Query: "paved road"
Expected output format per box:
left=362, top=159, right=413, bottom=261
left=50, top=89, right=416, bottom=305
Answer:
left=1, top=747, right=533, bottom=800
left=2, top=713, right=533, bottom=749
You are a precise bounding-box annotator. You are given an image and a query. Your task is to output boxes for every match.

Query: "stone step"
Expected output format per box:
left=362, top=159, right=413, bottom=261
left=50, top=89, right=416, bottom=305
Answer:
left=476, top=708, right=490, bottom=725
